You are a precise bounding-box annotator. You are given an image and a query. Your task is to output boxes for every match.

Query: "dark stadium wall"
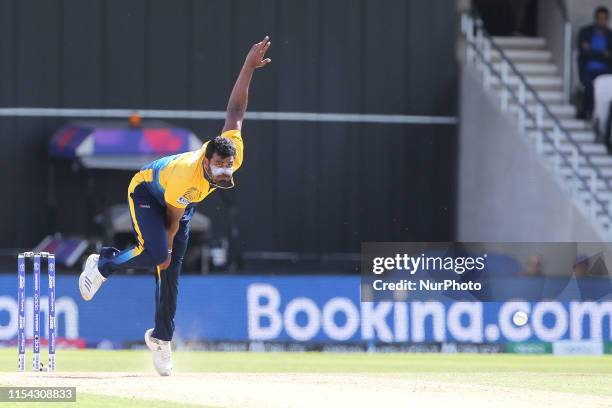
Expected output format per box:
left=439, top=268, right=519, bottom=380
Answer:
left=0, top=0, right=457, bottom=253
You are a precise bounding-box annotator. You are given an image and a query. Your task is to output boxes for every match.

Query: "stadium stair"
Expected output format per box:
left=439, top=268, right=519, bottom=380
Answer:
left=467, top=32, right=612, bottom=235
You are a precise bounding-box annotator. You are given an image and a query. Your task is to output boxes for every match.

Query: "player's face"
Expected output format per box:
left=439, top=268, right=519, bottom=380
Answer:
left=205, top=153, right=235, bottom=184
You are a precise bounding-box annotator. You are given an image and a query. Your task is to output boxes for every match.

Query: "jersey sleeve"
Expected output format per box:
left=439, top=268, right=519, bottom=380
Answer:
left=221, top=129, right=244, bottom=171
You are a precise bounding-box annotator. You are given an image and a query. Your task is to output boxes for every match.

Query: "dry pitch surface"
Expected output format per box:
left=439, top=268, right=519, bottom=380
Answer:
left=0, top=350, right=611, bottom=408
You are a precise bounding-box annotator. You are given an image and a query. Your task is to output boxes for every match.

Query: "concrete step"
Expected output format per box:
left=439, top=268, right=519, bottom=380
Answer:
left=569, top=176, right=609, bottom=190
left=577, top=186, right=612, bottom=198
left=532, top=129, right=593, bottom=141
left=560, top=164, right=612, bottom=178
left=584, top=155, right=612, bottom=166
left=561, top=165, right=612, bottom=183
left=509, top=103, right=576, bottom=118
left=541, top=141, right=607, bottom=155
left=576, top=199, right=612, bottom=222
left=493, top=36, right=547, bottom=49
left=545, top=152, right=612, bottom=166
left=526, top=119, right=590, bottom=131
left=578, top=190, right=612, bottom=200
left=526, top=91, right=564, bottom=103
left=491, top=75, right=563, bottom=90
left=567, top=129, right=597, bottom=141
left=493, top=62, right=558, bottom=75
left=492, top=49, right=552, bottom=63
left=523, top=76, right=562, bottom=89
left=525, top=90, right=564, bottom=103
left=580, top=197, right=612, bottom=214
left=499, top=89, right=564, bottom=104
left=596, top=214, right=612, bottom=227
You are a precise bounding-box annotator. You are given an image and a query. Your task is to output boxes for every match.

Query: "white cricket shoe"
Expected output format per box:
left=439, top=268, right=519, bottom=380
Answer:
left=79, top=254, right=106, bottom=301
left=144, top=328, right=173, bottom=376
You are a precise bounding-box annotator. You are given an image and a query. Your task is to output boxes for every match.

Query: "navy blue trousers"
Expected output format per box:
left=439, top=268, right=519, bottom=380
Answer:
left=98, top=182, right=193, bottom=341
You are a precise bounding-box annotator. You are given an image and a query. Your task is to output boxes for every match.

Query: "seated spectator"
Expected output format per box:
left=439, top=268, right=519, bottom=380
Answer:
left=573, top=255, right=590, bottom=278
left=578, top=6, right=612, bottom=119
left=520, top=254, right=543, bottom=277
left=574, top=254, right=609, bottom=278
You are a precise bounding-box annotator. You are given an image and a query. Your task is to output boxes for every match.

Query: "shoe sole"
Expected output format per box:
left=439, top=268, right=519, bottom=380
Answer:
left=78, top=273, right=93, bottom=301
left=144, top=329, right=155, bottom=351
left=79, top=255, right=102, bottom=302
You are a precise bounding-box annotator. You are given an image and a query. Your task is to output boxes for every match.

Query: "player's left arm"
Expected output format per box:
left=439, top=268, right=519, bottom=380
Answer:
left=222, top=35, right=272, bottom=133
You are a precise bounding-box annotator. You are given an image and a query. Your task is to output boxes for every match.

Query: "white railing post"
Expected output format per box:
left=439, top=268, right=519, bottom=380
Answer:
left=535, top=104, right=544, bottom=129
left=553, top=125, right=562, bottom=150
left=536, top=129, right=544, bottom=154
left=517, top=82, right=525, bottom=130
left=571, top=145, right=579, bottom=198
left=500, top=60, right=509, bottom=111
left=571, top=145, right=579, bottom=172
left=563, top=22, right=572, bottom=103
left=589, top=170, right=598, bottom=222
left=475, top=20, right=484, bottom=72
left=607, top=199, right=612, bottom=240
left=483, top=38, right=492, bottom=90
left=589, top=198, right=597, bottom=223
left=553, top=126, right=563, bottom=175
left=465, top=15, right=474, bottom=65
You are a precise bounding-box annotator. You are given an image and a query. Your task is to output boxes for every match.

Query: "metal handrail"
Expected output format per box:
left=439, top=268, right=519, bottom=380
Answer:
left=461, top=13, right=612, bottom=233
left=554, top=0, right=569, bottom=21
left=470, top=43, right=599, bottom=200
left=553, top=0, right=572, bottom=102
left=476, top=22, right=593, bottom=170
left=468, top=15, right=606, bottom=185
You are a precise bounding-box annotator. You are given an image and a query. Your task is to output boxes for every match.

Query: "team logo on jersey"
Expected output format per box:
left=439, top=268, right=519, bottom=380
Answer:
left=178, top=188, right=200, bottom=206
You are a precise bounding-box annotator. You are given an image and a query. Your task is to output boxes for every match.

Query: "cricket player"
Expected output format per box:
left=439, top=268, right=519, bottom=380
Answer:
left=78, top=36, right=272, bottom=376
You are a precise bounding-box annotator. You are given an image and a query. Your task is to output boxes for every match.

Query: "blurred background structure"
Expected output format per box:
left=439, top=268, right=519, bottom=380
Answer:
left=459, top=0, right=612, bottom=244
left=0, top=0, right=457, bottom=274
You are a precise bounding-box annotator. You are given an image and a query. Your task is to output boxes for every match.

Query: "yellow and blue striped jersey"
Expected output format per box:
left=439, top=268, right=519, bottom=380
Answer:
left=129, top=129, right=243, bottom=208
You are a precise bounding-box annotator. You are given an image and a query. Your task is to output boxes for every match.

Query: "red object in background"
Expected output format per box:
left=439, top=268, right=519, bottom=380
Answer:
left=24, top=338, right=86, bottom=349
left=129, top=112, right=142, bottom=128
left=144, top=129, right=184, bottom=153
left=57, top=126, right=78, bottom=150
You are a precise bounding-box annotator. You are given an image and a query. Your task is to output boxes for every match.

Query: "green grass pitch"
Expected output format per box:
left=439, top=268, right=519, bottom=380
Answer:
left=0, top=349, right=610, bottom=407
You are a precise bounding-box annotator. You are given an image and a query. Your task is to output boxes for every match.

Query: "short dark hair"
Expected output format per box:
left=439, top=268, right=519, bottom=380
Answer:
left=205, top=136, right=237, bottom=159
left=595, top=6, right=609, bottom=18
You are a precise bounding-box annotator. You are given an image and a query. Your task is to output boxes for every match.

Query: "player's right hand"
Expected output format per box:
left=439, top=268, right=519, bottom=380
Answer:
left=245, top=35, right=271, bottom=69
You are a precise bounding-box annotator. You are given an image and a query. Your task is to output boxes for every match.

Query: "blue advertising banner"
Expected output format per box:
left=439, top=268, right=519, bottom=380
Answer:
left=0, top=275, right=610, bottom=345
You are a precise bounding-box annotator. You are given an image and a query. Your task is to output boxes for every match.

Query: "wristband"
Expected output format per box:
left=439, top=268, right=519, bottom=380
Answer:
left=168, top=249, right=173, bottom=254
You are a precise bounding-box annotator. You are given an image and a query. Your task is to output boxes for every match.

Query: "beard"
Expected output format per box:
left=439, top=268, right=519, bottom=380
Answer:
left=204, top=164, right=235, bottom=189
